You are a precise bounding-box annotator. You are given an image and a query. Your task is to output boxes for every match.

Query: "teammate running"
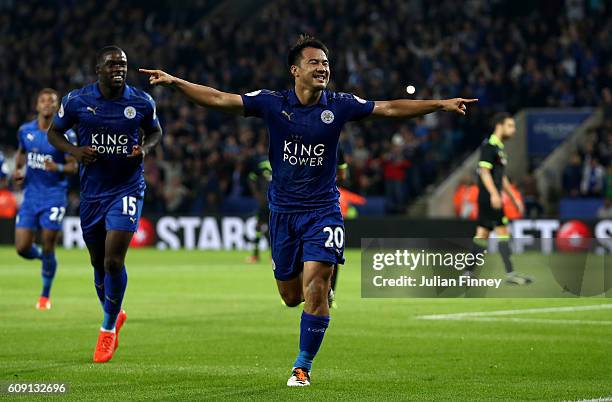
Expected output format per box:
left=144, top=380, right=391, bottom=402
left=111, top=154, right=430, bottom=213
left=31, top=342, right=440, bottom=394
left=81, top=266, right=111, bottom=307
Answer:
left=14, top=88, right=78, bottom=310
left=48, top=46, right=163, bottom=363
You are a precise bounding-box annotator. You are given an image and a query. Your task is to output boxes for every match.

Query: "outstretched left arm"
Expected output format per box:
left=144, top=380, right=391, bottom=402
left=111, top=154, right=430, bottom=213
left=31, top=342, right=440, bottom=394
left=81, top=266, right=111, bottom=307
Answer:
left=367, top=98, right=478, bottom=120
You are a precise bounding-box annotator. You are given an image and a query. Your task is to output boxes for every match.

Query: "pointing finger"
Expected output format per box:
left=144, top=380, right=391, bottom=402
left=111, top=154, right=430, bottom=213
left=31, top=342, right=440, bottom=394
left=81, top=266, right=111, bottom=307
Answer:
left=138, top=68, right=158, bottom=75
left=461, top=98, right=479, bottom=103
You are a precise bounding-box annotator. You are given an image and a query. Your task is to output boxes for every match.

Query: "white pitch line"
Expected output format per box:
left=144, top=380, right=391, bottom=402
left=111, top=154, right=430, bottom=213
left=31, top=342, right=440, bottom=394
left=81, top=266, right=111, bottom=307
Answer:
left=447, top=317, right=612, bottom=326
left=418, top=304, right=612, bottom=320
left=570, top=398, right=612, bottom=402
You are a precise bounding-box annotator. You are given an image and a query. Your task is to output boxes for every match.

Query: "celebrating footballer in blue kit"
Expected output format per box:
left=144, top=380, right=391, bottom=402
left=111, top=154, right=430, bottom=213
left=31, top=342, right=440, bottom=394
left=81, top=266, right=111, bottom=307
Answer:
left=141, top=34, right=476, bottom=386
left=13, top=88, right=78, bottom=311
left=48, top=46, right=163, bottom=363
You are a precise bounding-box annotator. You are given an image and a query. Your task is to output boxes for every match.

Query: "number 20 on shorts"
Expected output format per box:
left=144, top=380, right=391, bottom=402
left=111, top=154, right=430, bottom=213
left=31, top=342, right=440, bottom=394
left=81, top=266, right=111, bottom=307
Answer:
left=323, top=226, right=344, bottom=248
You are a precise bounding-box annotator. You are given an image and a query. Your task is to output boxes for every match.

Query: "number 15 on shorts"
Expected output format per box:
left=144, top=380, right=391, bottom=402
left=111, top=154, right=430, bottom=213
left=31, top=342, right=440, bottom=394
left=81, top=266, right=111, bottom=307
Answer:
left=323, top=226, right=344, bottom=248
left=122, top=196, right=137, bottom=216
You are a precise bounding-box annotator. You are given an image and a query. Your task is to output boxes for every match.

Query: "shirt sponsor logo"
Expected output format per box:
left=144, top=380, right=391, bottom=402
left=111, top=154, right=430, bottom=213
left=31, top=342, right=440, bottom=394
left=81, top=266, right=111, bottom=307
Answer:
left=91, top=133, right=130, bottom=154
left=27, top=153, right=52, bottom=170
left=321, top=110, right=334, bottom=124
left=283, top=140, right=325, bottom=167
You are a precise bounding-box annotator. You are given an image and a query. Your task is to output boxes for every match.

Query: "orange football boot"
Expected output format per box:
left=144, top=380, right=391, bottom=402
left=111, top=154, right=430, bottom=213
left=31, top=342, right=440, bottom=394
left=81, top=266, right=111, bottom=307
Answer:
left=114, top=310, right=127, bottom=350
left=36, top=296, right=51, bottom=310
left=93, top=330, right=116, bottom=363
left=246, top=255, right=260, bottom=263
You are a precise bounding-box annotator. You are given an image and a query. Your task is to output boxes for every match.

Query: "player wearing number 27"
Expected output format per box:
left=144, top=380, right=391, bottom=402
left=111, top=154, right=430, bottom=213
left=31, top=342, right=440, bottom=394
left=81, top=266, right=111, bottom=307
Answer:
left=48, top=46, right=163, bottom=363
left=141, top=34, right=476, bottom=386
left=14, top=88, right=78, bottom=310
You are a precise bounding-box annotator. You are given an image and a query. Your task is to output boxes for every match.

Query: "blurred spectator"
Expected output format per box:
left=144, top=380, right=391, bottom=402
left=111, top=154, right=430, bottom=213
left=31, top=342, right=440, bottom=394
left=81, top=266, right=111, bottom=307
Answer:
left=502, top=180, right=524, bottom=220
left=597, top=198, right=612, bottom=219
left=580, top=156, right=605, bottom=196
left=383, top=134, right=410, bottom=213
left=453, top=176, right=478, bottom=219
left=339, top=187, right=366, bottom=219
left=66, top=190, right=80, bottom=216
left=164, top=176, right=191, bottom=214
left=607, top=165, right=612, bottom=199
left=562, top=153, right=584, bottom=196
left=520, top=173, right=543, bottom=217
left=0, top=175, right=17, bottom=218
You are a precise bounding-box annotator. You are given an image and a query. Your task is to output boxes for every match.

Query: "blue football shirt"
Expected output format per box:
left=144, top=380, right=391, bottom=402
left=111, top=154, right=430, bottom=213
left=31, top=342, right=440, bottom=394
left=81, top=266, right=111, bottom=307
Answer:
left=17, top=119, right=77, bottom=200
left=241, top=89, right=374, bottom=212
left=52, top=82, right=159, bottom=201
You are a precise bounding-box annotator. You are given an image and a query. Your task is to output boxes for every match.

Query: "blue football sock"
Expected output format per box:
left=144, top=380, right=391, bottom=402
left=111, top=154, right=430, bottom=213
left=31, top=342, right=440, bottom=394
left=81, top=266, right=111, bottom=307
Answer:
left=293, top=311, right=330, bottom=371
left=93, top=268, right=105, bottom=306
left=102, top=267, right=128, bottom=331
left=21, top=245, right=42, bottom=260
left=40, top=253, right=57, bottom=298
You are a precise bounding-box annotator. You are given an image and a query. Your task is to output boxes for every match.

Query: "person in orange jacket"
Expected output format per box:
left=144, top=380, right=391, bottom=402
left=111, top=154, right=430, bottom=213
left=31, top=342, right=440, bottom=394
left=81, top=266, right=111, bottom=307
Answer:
left=0, top=153, right=17, bottom=217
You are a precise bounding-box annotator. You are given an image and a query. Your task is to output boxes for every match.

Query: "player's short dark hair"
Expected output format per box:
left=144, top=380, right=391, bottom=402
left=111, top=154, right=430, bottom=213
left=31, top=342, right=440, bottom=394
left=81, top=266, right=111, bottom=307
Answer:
left=287, top=34, right=329, bottom=68
left=491, top=112, right=512, bottom=128
left=96, top=45, right=125, bottom=65
left=37, top=88, right=58, bottom=100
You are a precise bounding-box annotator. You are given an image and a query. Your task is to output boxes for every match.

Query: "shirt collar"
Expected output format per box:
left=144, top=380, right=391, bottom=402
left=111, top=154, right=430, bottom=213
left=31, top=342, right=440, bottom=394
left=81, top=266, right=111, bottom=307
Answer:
left=288, top=89, right=328, bottom=107
left=488, top=134, right=504, bottom=149
left=94, top=82, right=131, bottom=100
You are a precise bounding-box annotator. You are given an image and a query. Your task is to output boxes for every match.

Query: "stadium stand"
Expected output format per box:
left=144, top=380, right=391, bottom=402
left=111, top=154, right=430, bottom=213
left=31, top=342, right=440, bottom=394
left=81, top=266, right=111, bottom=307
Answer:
left=1, top=0, right=610, bottom=214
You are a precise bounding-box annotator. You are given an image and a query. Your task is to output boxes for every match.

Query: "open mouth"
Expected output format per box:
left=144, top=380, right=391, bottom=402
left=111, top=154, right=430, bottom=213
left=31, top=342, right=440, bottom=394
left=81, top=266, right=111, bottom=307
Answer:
left=112, top=73, right=125, bottom=82
left=313, top=74, right=327, bottom=83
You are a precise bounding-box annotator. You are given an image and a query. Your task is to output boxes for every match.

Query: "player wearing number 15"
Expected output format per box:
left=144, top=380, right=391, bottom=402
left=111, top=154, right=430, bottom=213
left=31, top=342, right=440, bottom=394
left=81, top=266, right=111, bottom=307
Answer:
left=141, top=34, right=476, bottom=386
left=14, top=88, right=78, bottom=310
left=48, top=46, right=163, bottom=363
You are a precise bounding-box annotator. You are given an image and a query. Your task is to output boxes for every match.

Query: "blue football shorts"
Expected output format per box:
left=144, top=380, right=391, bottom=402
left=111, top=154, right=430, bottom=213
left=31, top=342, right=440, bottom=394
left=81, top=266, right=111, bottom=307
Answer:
left=269, top=204, right=345, bottom=281
left=16, top=195, right=67, bottom=231
left=80, top=193, right=143, bottom=245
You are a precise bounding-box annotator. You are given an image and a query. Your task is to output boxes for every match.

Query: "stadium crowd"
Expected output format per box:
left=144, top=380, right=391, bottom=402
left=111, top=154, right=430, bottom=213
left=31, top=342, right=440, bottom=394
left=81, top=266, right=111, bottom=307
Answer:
left=562, top=88, right=612, bottom=218
left=1, top=0, right=610, bottom=214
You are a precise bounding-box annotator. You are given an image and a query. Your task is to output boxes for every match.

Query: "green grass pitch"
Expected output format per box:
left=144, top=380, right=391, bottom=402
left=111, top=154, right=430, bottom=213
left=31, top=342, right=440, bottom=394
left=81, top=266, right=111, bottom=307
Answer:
left=1, top=246, right=611, bottom=401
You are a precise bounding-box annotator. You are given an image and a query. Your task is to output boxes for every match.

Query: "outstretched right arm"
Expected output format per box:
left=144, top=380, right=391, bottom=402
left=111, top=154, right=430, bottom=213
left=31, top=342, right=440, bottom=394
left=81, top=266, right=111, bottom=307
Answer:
left=139, top=69, right=244, bottom=115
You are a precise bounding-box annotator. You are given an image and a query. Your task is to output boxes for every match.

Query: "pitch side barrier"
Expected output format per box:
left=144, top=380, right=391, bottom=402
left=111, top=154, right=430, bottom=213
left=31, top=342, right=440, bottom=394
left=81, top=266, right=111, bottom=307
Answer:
left=0, top=217, right=610, bottom=251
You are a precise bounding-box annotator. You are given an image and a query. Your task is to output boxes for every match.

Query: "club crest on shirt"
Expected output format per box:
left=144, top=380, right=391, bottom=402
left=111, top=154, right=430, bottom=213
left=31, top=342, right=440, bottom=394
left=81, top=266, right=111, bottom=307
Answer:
left=124, top=106, right=136, bottom=119
left=321, top=110, right=334, bottom=124
left=26, top=133, right=34, bottom=141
